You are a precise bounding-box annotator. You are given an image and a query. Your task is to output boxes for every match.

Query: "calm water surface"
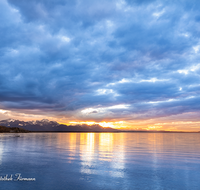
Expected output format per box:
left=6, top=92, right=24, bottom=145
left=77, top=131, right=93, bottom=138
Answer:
left=0, top=133, right=200, bottom=190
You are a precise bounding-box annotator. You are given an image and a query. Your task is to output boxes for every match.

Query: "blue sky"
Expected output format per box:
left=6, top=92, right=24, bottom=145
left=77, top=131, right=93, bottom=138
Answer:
left=0, top=0, right=200, bottom=130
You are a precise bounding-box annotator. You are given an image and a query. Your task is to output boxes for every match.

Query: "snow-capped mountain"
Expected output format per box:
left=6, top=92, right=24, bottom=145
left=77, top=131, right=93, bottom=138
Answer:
left=0, top=119, right=118, bottom=132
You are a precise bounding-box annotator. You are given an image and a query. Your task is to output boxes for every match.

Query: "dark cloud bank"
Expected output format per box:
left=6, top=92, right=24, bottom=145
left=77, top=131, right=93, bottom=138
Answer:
left=1, top=0, right=200, bottom=124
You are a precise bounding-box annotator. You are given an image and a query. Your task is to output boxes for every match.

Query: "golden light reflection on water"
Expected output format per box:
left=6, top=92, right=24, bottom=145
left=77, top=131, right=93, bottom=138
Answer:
left=44, top=132, right=200, bottom=181
left=99, top=133, right=113, bottom=160
left=68, top=133, right=77, bottom=160
left=56, top=133, right=78, bottom=161
left=79, top=133, right=125, bottom=177
left=110, top=133, right=125, bottom=178
left=80, top=133, right=94, bottom=162
left=80, top=133, right=96, bottom=175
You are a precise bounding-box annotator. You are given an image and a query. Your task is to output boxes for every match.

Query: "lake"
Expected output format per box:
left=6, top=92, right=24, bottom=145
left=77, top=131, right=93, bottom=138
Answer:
left=0, top=132, right=200, bottom=190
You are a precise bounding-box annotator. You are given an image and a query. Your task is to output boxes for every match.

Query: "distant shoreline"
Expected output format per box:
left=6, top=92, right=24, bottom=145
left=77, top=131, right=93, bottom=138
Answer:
left=1, top=119, right=199, bottom=133
left=1, top=125, right=199, bottom=133
left=27, top=131, right=200, bottom=133
left=0, top=126, right=29, bottom=133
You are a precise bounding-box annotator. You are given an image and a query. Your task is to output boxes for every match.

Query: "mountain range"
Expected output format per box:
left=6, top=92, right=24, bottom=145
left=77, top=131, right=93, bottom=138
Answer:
left=0, top=119, right=118, bottom=132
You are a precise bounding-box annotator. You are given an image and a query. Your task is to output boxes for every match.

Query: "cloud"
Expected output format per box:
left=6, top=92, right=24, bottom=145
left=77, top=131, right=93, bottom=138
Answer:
left=0, top=0, right=200, bottom=129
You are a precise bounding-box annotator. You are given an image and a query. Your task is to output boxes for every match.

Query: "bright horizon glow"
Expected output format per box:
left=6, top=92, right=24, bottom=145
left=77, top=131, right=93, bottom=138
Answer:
left=0, top=108, right=199, bottom=131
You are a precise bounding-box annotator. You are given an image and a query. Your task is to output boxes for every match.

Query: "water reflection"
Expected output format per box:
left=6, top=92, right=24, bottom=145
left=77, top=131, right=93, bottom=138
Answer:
left=0, top=133, right=200, bottom=190
left=78, top=133, right=126, bottom=179
left=68, top=133, right=77, bottom=160
left=80, top=133, right=95, bottom=174
left=99, top=133, right=113, bottom=161
left=111, top=133, right=125, bottom=178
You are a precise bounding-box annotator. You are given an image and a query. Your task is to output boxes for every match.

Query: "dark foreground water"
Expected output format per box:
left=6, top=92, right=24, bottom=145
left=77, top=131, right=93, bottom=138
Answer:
left=0, top=133, right=200, bottom=190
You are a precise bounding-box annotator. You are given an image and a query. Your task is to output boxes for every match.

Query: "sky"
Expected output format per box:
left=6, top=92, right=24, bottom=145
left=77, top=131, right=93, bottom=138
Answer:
left=0, top=0, right=200, bottom=131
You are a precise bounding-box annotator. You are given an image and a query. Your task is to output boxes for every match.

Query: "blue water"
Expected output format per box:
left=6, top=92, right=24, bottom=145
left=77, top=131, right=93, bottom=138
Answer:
left=0, top=133, right=200, bottom=190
